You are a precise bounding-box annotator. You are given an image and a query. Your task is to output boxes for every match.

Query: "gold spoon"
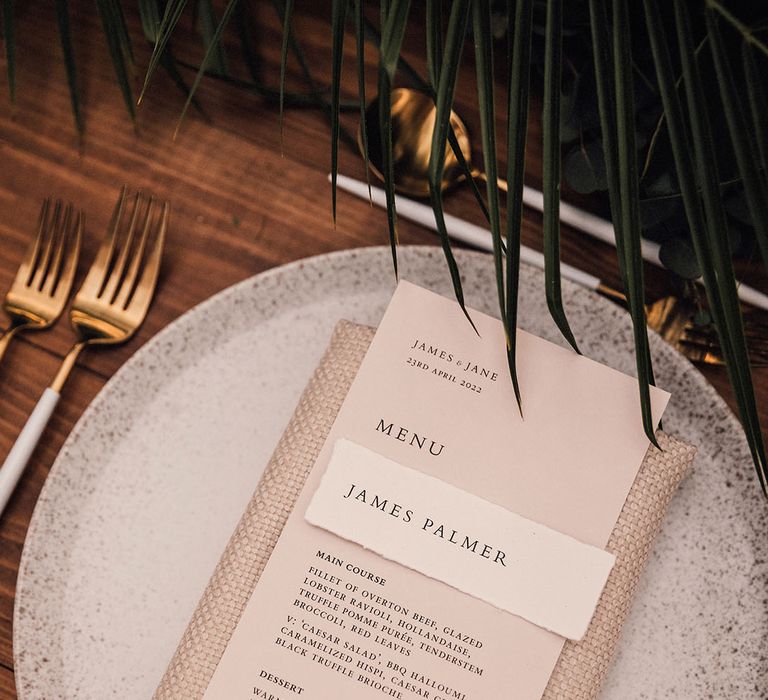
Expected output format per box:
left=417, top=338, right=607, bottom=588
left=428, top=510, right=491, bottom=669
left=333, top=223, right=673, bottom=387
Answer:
left=359, top=87, right=507, bottom=198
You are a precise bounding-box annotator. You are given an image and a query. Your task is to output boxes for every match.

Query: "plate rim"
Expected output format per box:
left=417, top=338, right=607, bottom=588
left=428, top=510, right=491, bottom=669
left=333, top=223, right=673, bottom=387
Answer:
left=12, top=243, right=747, bottom=695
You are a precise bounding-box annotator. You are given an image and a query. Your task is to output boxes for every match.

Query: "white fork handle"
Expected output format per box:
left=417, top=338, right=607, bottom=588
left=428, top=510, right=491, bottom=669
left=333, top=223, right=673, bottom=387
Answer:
left=0, top=388, right=60, bottom=515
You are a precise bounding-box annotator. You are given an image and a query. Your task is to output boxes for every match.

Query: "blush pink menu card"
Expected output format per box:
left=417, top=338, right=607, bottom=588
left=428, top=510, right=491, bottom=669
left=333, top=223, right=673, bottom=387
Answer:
left=203, top=281, right=669, bottom=700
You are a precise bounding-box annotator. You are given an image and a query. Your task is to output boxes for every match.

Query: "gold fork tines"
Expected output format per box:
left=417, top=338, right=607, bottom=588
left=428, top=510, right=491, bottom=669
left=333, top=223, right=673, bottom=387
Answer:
left=51, top=187, right=168, bottom=392
left=0, top=199, right=83, bottom=363
left=0, top=188, right=168, bottom=516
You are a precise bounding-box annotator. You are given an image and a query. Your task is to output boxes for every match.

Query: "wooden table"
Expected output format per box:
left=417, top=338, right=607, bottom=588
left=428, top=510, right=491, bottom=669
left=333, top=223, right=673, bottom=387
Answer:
left=0, top=3, right=765, bottom=697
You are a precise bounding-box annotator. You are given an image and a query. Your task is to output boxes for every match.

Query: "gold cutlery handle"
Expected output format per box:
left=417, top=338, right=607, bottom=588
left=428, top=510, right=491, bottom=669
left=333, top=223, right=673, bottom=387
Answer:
left=50, top=341, right=87, bottom=393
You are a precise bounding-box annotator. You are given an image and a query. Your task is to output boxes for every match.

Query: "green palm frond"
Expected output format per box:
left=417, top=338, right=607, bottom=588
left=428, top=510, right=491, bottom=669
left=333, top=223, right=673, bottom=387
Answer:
left=278, top=0, right=294, bottom=139
left=742, top=43, right=768, bottom=175
left=376, top=1, right=399, bottom=277
left=139, top=0, right=187, bottom=103
left=644, top=0, right=766, bottom=493
left=354, top=0, right=372, bottom=200
left=95, top=0, right=136, bottom=122
left=543, top=0, right=580, bottom=354
left=428, top=0, right=475, bottom=331
left=55, top=0, right=83, bottom=135
left=2, top=1, right=767, bottom=497
left=505, top=0, right=534, bottom=415
left=612, top=0, right=658, bottom=446
left=2, top=0, right=15, bottom=103
left=380, top=0, right=410, bottom=81
left=674, top=0, right=768, bottom=491
left=330, top=0, right=348, bottom=224
left=425, top=0, right=443, bottom=90
left=173, top=0, right=240, bottom=137
left=472, top=1, right=513, bottom=407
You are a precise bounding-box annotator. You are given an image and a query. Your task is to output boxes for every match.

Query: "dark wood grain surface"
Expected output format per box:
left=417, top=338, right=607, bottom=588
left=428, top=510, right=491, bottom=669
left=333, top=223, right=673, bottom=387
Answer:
left=0, top=2, right=766, bottom=697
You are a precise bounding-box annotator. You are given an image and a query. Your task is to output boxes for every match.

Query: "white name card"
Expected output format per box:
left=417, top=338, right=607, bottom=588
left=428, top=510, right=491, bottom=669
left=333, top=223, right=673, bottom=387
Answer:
left=305, top=439, right=616, bottom=641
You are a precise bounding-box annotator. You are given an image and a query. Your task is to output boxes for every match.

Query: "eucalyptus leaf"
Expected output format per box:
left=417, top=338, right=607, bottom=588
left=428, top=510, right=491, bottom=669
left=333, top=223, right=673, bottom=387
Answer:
left=234, top=1, right=261, bottom=83
left=563, top=140, right=607, bottom=194
left=659, top=237, right=702, bottom=279
left=643, top=169, right=677, bottom=198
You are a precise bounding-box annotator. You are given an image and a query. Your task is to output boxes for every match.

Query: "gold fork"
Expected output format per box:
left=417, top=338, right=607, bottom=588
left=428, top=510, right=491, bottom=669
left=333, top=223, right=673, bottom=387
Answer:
left=0, top=188, right=169, bottom=515
left=0, top=199, right=83, bottom=363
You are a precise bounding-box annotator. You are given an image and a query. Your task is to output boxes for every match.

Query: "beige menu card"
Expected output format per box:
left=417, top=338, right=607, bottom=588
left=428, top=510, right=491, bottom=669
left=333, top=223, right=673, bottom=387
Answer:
left=204, top=281, right=669, bottom=700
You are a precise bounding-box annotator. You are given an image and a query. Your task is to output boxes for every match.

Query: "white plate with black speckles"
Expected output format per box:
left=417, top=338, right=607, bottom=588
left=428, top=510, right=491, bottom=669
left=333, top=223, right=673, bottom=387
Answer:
left=13, top=246, right=768, bottom=699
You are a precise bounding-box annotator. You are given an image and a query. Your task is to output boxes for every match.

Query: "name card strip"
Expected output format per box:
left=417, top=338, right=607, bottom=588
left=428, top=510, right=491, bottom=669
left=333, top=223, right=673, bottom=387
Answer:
left=306, top=439, right=616, bottom=641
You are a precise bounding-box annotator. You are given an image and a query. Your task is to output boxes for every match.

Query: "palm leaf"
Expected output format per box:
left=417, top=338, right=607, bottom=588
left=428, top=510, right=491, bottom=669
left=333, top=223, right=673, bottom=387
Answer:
left=138, top=0, right=161, bottom=42
left=330, top=0, right=348, bottom=223
left=428, top=0, right=475, bottom=331
left=361, top=14, right=491, bottom=225
left=139, top=0, right=188, bottom=105
left=197, top=0, right=229, bottom=77
left=589, top=0, right=622, bottom=256
left=706, top=8, right=768, bottom=272
left=645, top=0, right=764, bottom=491
left=543, top=0, right=580, bottom=353
left=612, top=0, right=658, bottom=446
left=2, top=0, right=14, bottom=102
left=112, top=0, right=134, bottom=63
left=505, top=0, right=534, bottom=415
left=380, top=0, right=411, bottom=81
left=473, top=0, right=516, bottom=407
left=95, top=0, right=136, bottom=122
left=55, top=0, right=83, bottom=135
left=174, top=0, right=241, bottom=137
left=233, top=1, right=262, bottom=83
left=742, top=42, right=768, bottom=176
left=671, top=0, right=767, bottom=491
left=377, top=0, right=399, bottom=277
left=137, top=0, right=204, bottom=114
left=425, top=0, right=443, bottom=89
left=354, top=0, right=372, bottom=200
left=272, top=0, right=357, bottom=150
left=278, top=0, right=294, bottom=139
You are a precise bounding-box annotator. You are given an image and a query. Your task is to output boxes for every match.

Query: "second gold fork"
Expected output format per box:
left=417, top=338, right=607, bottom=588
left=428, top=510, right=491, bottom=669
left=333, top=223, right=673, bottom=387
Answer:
left=0, top=188, right=168, bottom=516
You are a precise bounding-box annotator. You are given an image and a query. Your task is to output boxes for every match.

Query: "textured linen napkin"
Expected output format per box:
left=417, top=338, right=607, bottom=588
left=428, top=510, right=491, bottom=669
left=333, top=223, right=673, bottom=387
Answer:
left=154, top=320, right=696, bottom=700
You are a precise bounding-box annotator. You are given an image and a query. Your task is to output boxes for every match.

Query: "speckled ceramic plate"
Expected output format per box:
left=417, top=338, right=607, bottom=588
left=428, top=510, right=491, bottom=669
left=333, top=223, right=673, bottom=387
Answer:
left=13, top=246, right=767, bottom=698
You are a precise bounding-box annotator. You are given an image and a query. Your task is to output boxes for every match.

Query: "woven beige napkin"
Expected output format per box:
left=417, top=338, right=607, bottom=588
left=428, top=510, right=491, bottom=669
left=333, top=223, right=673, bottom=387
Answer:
left=154, top=320, right=696, bottom=700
